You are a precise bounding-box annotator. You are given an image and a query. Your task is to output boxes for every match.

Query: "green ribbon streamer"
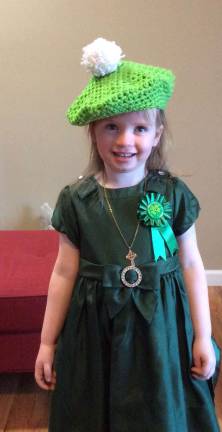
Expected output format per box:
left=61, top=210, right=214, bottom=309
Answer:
left=151, top=225, right=178, bottom=262
left=151, top=228, right=166, bottom=261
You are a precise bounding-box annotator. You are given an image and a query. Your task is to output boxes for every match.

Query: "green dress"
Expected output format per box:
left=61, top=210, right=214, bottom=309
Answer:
left=49, top=170, right=220, bottom=432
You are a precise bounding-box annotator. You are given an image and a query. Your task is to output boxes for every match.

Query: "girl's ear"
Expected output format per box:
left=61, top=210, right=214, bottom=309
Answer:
left=153, top=124, right=164, bottom=147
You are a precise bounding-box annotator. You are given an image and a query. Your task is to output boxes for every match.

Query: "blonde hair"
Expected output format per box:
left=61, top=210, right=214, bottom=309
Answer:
left=83, top=109, right=172, bottom=178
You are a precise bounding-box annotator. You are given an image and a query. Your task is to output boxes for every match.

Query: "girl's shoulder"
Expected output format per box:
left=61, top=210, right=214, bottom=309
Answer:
left=146, top=171, right=201, bottom=236
left=52, top=177, right=95, bottom=212
left=68, top=175, right=98, bottom=201
left=148, top=171, right=200, bottom=214
left=148, top=169, right=181, bottom=188
left=159, top=171, right=201, bottom=236
left=150, top=169, right=195, bottom=191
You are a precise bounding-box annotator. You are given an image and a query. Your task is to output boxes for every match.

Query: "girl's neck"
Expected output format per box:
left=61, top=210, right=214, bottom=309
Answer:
left=96, top=167, right=148, bottom=189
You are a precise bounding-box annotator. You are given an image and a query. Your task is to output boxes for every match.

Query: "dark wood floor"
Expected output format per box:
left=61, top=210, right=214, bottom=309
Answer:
left=209, top=286, right=222, bottom=429
left=0, top=286, right=221, bottom=431
left=0, top=373, right=50, bottom=431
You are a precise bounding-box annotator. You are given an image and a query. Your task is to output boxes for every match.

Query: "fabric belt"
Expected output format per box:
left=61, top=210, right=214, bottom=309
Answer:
left=79, top=254, right=181, bottom=289
left=77, top=255, right=181, bottom=323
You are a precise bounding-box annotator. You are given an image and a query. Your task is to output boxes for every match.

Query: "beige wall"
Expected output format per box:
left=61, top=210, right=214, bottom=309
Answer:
left=1, top=0, right=221, bottom=267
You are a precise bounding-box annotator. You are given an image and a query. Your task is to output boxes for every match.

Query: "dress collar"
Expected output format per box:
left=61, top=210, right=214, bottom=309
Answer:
left=76, top=170, right=170, bottom=200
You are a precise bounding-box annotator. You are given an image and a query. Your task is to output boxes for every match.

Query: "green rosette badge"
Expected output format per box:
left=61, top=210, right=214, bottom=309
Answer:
left=137, top=192, right=178, bottom=261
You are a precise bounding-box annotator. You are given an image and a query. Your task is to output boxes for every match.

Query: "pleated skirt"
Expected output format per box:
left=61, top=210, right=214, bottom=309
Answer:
left=49, top=256, right=220, bottom=432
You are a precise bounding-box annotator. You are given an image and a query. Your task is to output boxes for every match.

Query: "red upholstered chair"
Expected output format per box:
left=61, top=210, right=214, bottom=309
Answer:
left=0, top=230, right=59, bottom=373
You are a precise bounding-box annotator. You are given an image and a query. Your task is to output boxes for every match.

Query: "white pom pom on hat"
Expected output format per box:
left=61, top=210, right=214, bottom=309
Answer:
left=81, top=37, right=125, bottom=77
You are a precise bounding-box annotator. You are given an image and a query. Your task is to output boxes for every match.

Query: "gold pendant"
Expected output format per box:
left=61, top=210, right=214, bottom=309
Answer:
left=121, top=250, right=142, bottom=288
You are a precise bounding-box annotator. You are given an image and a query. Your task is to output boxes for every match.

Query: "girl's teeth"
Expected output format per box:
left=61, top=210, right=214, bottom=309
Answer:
left=115, top=153, right=134, bottom=157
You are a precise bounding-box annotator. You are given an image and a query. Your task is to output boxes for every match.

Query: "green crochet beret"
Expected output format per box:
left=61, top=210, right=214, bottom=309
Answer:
left=66, top=39, right=175, bottom=126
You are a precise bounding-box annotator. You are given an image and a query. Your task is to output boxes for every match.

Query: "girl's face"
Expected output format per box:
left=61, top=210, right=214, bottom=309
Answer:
left=91, top=111, right=163, bottom=181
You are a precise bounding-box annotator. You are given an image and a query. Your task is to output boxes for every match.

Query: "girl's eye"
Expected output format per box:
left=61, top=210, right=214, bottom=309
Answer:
left=105, top=123, right=118, bottom=131
left=135, top=125, right=148, bottom=133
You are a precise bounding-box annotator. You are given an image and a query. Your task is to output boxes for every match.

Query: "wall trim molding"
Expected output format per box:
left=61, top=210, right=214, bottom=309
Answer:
left=206, top=270, right=222, bottom=286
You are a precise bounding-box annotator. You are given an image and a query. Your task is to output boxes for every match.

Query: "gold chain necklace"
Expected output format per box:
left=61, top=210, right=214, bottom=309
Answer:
left=103, top=181, right=142, bottom=288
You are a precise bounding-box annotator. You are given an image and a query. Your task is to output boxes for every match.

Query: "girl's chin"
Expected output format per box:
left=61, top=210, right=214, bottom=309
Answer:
left=106, top=164, right=146, bottom=176
left=109, top=156, right=138, bottom=168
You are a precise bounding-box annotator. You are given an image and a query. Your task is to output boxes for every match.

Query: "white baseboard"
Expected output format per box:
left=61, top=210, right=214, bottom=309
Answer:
left=206, top=270, right=222, bottom=286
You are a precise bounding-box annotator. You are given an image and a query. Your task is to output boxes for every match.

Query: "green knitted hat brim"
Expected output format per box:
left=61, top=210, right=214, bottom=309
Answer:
left=66, top=60, right=175, bottom=126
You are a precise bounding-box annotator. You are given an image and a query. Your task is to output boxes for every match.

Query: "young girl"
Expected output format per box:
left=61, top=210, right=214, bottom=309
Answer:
left=35, top=38, right=220, bottom=431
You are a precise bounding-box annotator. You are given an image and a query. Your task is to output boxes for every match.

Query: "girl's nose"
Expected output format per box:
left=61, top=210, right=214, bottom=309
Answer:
left=116, top=130, right=133, bottom=146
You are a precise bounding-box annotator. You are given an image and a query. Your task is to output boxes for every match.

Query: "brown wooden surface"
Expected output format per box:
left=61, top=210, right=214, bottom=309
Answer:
left=0, top=286, right=221, bottom=431
left=0, top=373, right=50, bottom=432
left=209, top=286, right=222, bottom=430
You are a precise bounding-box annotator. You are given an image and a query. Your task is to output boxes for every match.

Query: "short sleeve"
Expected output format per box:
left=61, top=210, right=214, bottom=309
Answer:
left=172, top=178, right=201, bottom=236
left=51, top=185, right=80, bottom=247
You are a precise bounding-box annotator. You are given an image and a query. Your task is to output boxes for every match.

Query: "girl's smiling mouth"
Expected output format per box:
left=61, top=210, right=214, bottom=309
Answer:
left=112, top=151, right=137, bottom=158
